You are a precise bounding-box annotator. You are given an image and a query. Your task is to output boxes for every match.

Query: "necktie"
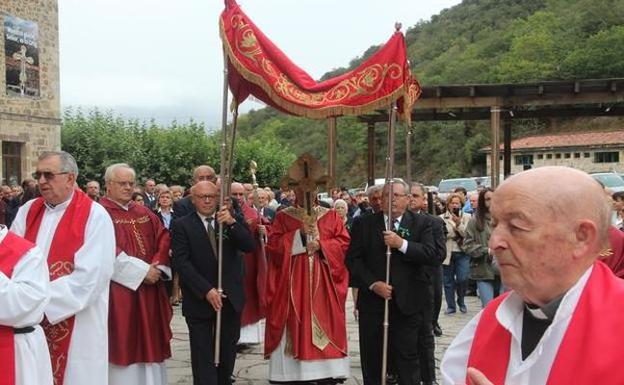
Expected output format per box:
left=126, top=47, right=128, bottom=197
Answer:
left=205, top=217, right=217, bottom=257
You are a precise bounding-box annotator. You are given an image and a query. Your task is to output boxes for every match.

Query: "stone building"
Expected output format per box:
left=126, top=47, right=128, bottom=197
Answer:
left=0, top=0, right=60, bottom=185
left=484, top=130, right=624, bottom=175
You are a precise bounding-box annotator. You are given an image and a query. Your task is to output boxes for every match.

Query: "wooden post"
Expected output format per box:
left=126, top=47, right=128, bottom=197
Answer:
left=405, top=123, right=412, bottom=185
left=503, top=118, right=512, bottom=179
left=490, top=106, right=501, bottom=189
left=327, top=117, right=337, bottom=188
left=367, top=121, right=375, bottom=188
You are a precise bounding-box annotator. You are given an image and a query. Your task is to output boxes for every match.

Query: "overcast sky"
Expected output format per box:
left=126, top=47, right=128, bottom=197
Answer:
left=58, top=0, right=461, bottom=129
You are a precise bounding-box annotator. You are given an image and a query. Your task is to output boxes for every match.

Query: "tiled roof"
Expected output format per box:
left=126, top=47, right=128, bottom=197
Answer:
left=484, top=130, right=624, bottom=151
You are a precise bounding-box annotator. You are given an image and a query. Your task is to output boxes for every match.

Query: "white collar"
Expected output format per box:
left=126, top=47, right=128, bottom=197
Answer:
left=0, top=225, right=7, bottom=243
left=44, top=191, right=74, bottom=211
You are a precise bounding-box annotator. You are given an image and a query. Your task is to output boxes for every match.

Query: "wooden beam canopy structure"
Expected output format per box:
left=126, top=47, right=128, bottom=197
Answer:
left=359, top=78, right=624, bottom=188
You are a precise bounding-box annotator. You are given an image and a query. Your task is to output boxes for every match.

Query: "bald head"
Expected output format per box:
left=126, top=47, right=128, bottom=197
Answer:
left=498, top=166, right=610, bottom=246
left=231, top=182, right=245, bottom=204
left=490, top=166, right=611, bottom=305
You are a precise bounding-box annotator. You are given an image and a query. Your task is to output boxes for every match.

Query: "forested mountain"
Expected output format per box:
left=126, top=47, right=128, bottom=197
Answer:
left=236, top=0, right=624, bottom=187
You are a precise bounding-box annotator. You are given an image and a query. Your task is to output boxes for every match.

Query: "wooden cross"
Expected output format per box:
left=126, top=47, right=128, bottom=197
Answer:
left=281, top=153, right=331, bottom=217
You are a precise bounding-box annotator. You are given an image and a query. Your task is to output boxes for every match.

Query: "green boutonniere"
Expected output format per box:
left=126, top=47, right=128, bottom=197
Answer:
left=396, top=226, right=411, bottom=238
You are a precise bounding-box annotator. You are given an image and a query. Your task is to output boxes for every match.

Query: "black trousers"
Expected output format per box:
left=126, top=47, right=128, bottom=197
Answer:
left=417, top=284, right=436, bottom=382
left=359, top=302, right=424, bottom=385
left=185, top=301, right=241, bottom=385
left=431, top=265, right=443, bottom=326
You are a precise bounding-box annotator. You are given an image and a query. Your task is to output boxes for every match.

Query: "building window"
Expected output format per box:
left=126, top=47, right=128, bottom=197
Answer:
left=564, top=153, right=571, bottom=159
left=547, top=154, right=553, bottom=159
left=2, top=142, right=22, bottom=185
left=594, top=151, right=620, bottom=163
left=514, top=155, right=534, bottom=166
left=537, top=154, right=544, bottom=160
left=555, top=153, right=561, bottom=159
left=584, top=152, right=590, bottom=158
left=574, top=153, right=580, bottom=158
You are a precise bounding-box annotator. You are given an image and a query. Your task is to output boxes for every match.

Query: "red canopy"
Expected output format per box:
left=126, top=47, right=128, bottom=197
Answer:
left=219, top=0, right=421, bottom=122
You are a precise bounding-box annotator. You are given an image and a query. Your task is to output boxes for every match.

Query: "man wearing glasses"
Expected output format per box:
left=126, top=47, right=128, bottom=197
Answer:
left=99, top=163, right=173, bottom=385
left=11, top=151, right=116, bottom=385
left=346, top=180, right=437, bottom=385
left=171, top=181, right=255, bottom=385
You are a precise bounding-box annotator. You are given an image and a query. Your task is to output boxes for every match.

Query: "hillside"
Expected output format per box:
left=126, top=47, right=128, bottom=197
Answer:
left=236, top=0, right=624, bottom=187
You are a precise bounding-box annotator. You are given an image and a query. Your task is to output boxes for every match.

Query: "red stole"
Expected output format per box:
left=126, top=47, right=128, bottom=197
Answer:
left=24, top=191, right=92, bottom=385
left=0, top=232, right=35, bottom=385
left=467, top=261, right=624, bottom=385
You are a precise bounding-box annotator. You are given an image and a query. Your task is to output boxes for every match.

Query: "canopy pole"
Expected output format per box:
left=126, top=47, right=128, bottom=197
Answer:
left=327, top=117, right=337, bottom=189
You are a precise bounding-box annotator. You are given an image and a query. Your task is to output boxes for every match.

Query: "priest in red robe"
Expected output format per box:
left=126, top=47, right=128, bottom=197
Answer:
left=265, top=186, right=350, bottom=384
left=231, top=182, right=270, bottom=346
left=100, top=163, right=172, bottom=385
left=602, top=225, right=624, bottom=278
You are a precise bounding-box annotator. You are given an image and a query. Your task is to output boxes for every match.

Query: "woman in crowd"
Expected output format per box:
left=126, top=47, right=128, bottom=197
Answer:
left=462, top=188, right=501, bottom=307
left=333, top=198, right=353, bottom=233
left=131, top=192, right=145, bottom=205
left=440, top=192, right=472, bottom=314
left=170, top=185, right=185, bottom=201
left=155, top=189, right=174, bottom=230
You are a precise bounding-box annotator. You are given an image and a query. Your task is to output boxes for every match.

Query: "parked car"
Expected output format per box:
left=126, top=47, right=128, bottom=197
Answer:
left=590, top=172, right=624, bottom=193
left=438, top=177, right=478, bottom=202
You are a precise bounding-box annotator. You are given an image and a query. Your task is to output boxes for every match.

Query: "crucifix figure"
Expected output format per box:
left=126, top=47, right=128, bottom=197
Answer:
left=12, top=45, right=34, bottom=96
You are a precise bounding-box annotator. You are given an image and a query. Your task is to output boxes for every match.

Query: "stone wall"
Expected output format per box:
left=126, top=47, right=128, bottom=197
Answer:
left=0, top=0, right=60, bottom=184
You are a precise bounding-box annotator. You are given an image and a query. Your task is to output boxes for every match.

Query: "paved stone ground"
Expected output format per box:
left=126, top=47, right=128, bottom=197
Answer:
left=167, top=293, right=481, bottom=384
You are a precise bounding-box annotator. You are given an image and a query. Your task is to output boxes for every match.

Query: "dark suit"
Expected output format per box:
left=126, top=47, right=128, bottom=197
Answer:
left=346, top=210, right=437, bottom=385
left=173, top=196, right=196, bottom=219
left=259, top=206, right=275, bottom=222
left=171, top=213, right=255, bottom=385
left=413, top=211, right=446, bottom=384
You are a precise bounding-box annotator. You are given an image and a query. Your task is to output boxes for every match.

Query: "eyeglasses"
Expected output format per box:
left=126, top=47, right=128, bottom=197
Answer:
left=231, top=192, right=245, bottom=196
left=194, top=193, right=218, bottom=200
left=410, top=194, right=422, bottom=198
left=111, top=181, right=136, bottom=188
left=32, top=171, right=69, bottom=181
left=196, top=175, right=216, bottom=182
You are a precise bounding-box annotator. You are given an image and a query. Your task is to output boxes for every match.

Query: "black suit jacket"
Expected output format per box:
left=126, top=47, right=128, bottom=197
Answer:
left=170, top=213, right=255, bottom=318
left=346, top=210, right=437, bottom=315
left=172, top=196, right=195, bottom=220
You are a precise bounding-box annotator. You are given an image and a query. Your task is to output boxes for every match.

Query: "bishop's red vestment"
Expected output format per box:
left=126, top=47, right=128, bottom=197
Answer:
left=264, top=207, right=350, bottom=360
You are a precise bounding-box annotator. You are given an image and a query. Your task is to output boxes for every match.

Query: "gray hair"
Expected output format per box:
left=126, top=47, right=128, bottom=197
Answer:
left=366, top=184, right=382, bottom=197
left=410, top=182, right=427, bottom=196
left=386, top=178, right=409, bottom=193
left=104, top=163, right=135, bottom=182
left=39, top=151, right=79, bottom=176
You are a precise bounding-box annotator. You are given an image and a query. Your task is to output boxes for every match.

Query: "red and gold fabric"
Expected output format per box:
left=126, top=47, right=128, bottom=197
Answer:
left=265, top=207, right=350, bottom=360
left=0, top=232, right=36, bottom=385
left=220, top=0, right=421, bottom=123
left=24, top=190, right=93, bottom=385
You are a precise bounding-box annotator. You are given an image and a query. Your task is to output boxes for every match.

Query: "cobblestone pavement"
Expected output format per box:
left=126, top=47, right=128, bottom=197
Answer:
left=167, top=294, right=481, bottom=384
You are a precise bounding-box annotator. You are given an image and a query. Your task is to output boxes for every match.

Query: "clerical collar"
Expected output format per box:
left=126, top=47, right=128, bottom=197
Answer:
left=524, top=294, right=565, bottom=321
left=44, top=191, right=74, bottom=210
left=110, top=198, right=131, bottom=211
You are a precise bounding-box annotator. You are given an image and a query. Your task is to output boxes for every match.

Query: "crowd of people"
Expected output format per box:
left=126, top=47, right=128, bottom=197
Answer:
left=2, top=150, right=624, bottom=385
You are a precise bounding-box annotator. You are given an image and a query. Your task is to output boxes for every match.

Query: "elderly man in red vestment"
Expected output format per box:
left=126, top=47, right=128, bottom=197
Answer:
left=100, top=163, right=172, bottom=385
left=231, top=182, right=270, bottom=347
left=265, top=155, right=350, bottom=384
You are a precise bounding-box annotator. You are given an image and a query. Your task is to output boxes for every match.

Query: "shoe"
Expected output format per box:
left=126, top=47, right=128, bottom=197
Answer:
left=445, top=308, right=456, bottom=315
left=433, top=324, right=443, bottom=337
left=459, top=305, right=467, bottom=313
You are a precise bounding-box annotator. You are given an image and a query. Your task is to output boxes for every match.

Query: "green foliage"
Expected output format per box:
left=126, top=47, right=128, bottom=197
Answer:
left=61, top=108, right=293, bottom=188
left=232, top=0, right=624, bottom=186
